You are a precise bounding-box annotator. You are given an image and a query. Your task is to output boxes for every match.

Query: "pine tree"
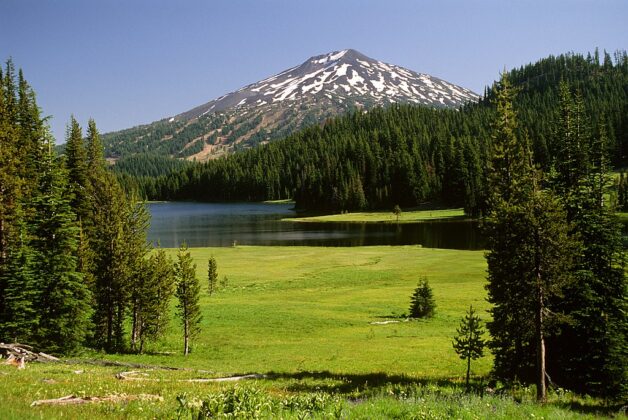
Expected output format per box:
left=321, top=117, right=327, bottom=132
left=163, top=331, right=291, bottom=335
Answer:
left=485, top=74, right=577, bottom=402
left=31, top=138, right=92, bottom=353
left=408, top=277, right=436, bottom=319
left=207, top=255, right=218, bottom=295
left=0, top=60, right=24, bottom=332
left=79, top=118, right=151, bottom=353
left=452, top=305, right=486, bottom=392
left=86, top=118, right=105, bottom=175
left=88, top=170, right=126, bottom=351
left=175, top=243, right=201, bottom=355
left=131, top=248, right=175, bottom=353
left=64, top=116, right=89, bottom=221
left=0, top=61, right=60, bottom=347
left=1, top=225, right=38, bottom=343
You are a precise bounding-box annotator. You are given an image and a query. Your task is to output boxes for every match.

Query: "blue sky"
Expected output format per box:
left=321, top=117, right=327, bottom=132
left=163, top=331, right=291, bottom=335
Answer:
left=1, top=0, right=626, bottom=142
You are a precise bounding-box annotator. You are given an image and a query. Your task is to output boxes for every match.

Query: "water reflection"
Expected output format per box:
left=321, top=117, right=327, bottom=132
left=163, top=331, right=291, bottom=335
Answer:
left=147, top=202, right=485, bottom=250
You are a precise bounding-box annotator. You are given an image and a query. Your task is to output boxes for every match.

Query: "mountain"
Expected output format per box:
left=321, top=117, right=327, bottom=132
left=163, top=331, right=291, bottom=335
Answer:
left=103, top=49, right=479, bottom=161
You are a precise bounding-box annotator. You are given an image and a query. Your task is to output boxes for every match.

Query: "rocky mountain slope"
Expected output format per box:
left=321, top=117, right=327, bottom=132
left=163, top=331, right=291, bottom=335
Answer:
left=103, top=49, right=479, bottom=161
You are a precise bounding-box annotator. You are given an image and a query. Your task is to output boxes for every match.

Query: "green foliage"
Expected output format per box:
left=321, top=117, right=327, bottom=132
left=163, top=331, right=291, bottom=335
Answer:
left=0, top=61, right=92, bottom=353
left=408, top=277, right=436, bottom=319
left=175, top=243, right=202, bottom=355
left=207, top=255, right=218, bottom=295
left=64, top=116, right=90, bottom=221
left=177, top=386, right=344, bottom=419
left=131, top=248, right=175, bottom=353
left=545, top=82, right=628, bottom=399
left=0, top=60, right=27, bottom=335
left=1, top=230, right=38, bottom=343
left=452, top=305, right=485, bottom=391
left=31, top=145, right=93, bottom=353
left=66, top=118, right=152, bottom=354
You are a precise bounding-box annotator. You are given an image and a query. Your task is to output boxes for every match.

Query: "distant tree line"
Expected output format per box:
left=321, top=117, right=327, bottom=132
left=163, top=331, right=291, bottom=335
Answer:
left=0, top=60, right=200, bottom=355
left=117, top=50, right=628, bottom=215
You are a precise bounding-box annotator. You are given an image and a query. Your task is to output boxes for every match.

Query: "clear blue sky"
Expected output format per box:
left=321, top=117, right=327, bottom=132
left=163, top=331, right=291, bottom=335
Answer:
left=1, top=0, right=626, bottom=143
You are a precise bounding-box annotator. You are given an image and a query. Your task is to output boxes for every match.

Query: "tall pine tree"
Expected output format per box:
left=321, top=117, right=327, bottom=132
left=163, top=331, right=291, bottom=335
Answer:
left=32, top=138, right=92, bottom=353
left=485, top=74, right=577, bottom=401
left=175, top=243, right=201, bottom=356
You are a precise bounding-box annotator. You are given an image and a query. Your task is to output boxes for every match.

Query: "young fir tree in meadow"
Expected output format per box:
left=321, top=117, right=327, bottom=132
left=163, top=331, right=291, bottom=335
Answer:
left=207, top=255, right=218, bottom=295
left=175, top=243, right=201, bottom=355
left=408, top=277, right=435, bottom=319
left=452, top=305, right=485, bottom=392
left=485, top=74, right=577, bottom=402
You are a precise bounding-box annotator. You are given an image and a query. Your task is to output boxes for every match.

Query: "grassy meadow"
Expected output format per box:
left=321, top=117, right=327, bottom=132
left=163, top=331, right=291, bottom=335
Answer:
left=285, top=208, right=466, bottom=224
left=1, top=246, right=621, bottom=418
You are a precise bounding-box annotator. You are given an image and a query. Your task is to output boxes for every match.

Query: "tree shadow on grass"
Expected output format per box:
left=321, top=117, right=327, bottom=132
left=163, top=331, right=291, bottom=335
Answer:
left=553, top=400, right=627, bottom=418
left=264, top=370, right=458, bottom=395
left=262, top=371, right=626, bottom=417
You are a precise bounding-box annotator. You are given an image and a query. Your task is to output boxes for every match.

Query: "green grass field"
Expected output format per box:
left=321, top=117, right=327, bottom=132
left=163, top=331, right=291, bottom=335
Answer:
left=0, top=246, right=620, bottom=418
left=285, top=208, right=466, bottom=223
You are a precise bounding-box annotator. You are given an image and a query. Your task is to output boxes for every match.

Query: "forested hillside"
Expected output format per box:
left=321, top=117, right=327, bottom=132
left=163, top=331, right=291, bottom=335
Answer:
left=122, top=50, right=627, bottom=214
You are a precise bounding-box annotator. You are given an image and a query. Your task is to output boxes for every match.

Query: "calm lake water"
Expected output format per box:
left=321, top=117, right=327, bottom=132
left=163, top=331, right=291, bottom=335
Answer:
left=147, top=202, right=485, bottom=250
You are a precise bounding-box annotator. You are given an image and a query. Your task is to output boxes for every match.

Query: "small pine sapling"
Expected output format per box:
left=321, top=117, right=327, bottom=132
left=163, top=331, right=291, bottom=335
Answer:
left=207, top=256, right=218, bottom=295
left=452, top=305, right=486, bottom=392
left=409, top=277, right=436, bottom=318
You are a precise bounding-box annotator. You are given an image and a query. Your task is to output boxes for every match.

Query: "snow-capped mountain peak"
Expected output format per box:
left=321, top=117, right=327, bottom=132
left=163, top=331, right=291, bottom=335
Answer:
left=178, top=49, right=478, bottom=121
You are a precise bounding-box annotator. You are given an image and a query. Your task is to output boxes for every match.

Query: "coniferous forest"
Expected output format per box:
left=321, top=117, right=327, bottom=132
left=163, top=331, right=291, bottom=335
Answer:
left=0, top=49, right=626, bottom=409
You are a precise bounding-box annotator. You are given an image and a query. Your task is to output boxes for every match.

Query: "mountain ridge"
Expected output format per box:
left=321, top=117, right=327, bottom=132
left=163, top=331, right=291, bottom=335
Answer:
left=175, top=49, right=478, bottom=121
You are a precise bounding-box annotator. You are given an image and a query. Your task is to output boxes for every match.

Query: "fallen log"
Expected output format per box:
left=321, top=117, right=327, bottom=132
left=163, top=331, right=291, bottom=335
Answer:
left=0, top=343, right=60, bottom=364
left=31, top=393, right=163, bottom=407
left=116, top=370, right=266, bottom=383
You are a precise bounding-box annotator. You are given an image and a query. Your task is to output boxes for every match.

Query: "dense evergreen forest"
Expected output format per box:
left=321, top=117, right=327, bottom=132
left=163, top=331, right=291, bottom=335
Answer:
left=117, top=50, right=628, bottom=214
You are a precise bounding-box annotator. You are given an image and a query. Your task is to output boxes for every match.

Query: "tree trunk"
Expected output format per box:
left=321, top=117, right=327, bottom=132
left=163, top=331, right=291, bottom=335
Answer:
left=0, top=217, right=6, bottom=264
left=535, top=229, right=547, bottom=402
left=536, top=295, right=546, bottom=402
left=183, top=318, right=189, bottom=356
left=130, top=304, right=138, bottom=352
left=106, top=298, right=113, bottom=351
left=466, top=355, right=471, bottom=392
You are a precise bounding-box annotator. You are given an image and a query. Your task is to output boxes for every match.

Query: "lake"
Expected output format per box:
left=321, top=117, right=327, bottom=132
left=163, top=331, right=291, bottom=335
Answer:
left=147, top=202, right=484, bottom=250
